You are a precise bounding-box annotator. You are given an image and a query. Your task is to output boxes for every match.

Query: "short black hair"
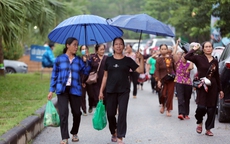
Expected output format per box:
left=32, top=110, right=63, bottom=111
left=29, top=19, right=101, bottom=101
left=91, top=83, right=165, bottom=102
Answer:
left=49, top=42, right=55, bottom=48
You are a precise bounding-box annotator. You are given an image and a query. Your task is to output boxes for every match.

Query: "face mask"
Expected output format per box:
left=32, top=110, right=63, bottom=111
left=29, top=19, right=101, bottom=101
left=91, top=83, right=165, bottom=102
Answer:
left=81, top=49, right=86, bottom=55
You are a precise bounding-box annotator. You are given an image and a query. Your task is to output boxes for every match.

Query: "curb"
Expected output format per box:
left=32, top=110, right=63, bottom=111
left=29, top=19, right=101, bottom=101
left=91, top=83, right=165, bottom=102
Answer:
left=0, top=97, right=57, bottom=144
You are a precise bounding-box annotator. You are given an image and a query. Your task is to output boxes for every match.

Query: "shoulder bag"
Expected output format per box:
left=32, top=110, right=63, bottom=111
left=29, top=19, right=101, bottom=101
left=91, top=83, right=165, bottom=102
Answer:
left=86, top=56, right=103, bottom=84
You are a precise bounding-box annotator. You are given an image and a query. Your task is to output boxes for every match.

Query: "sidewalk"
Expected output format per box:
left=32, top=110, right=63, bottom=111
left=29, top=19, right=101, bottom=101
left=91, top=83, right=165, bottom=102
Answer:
left=0, top=98, right=58, bottom=144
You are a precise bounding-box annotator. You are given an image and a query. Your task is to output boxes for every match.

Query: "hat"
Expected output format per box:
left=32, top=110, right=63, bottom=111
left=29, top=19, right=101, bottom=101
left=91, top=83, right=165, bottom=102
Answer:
left=190, top=42, right=201, bottom=50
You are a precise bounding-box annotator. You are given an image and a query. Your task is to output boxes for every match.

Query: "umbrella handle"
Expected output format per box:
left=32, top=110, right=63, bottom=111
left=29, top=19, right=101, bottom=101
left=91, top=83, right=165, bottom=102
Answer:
left=137, top=31, right=143, bottom=52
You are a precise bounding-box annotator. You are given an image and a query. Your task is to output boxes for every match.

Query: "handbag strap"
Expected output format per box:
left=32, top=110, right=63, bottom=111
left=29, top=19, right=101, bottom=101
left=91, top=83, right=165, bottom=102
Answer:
left=96, top=56, right=103, bottom=72
left=206, top=59, right=216, bottom=79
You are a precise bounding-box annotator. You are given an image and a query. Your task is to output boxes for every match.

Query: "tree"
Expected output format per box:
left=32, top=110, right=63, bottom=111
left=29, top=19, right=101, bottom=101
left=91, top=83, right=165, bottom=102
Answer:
left=212, top=0, right=230, bottom=37
left=87, top=0, right=146, bottom=39
left=0, top=0, right=84, bottom=76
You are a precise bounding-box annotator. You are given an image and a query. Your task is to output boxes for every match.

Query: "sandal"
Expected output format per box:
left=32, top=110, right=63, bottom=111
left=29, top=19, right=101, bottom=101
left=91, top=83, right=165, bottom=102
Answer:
left=166, top=111, right=171, bottom=117
left=60, top=139, right=68, bottom=144
left=196, top=125, right=202, bottom=134
left=72, top=134, right=79, bottom=142
left=160, top=106, right=165, bottom=114
left=205, top=130, right=214, bottom=136
left=184, top=115, right=190, bottom=119
left=117, top=138, right=125, bottom=144
left=178, top=114, right=184, bottom=120
left=111, top=135, right=117, bottom=142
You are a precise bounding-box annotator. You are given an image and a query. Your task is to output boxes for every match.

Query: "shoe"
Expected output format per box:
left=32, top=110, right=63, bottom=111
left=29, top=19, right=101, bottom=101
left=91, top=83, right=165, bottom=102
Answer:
left=196, top=124, right=202, bottom=134
left=60, top=139, right=68, bottom=144
left=184, top=115, right=190, bottom=119
left=178, top=115, right=184, bottom=120
left=133, top=95, right=137, bottom=99
left=72, top=134, right=79, bottom=142
left=82, top=112, right=87, bottom=116
left=111, top=135, right=117, bottom=142
left=205, top=130, right=214, bottom=136
left=88, top=107, right=93, bottom=113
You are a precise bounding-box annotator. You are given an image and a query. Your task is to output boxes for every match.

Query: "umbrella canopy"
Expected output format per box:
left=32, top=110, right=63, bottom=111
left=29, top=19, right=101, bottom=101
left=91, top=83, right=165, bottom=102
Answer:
left=48, top=14, right=123, bottom=45
left=107, top=13, right=175, bottom=50
left=107, top=14, right=174, bottom=37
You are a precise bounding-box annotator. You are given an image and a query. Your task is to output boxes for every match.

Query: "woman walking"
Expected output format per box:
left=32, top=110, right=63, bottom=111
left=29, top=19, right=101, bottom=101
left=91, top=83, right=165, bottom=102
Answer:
left=184, top=41, right=224, bottom=136
left=155, top=44, right=176, bottom=117
left=172, top=40, right=194, bottom=120
left=79, top=45, right=94, bottom=116
left=89, top=44, right=108, bottom=106
left=125, top=44, right=139, bottom=98
left=99, top=37, right=144, bottom=144
left=47, top=37, right=91, bottom=144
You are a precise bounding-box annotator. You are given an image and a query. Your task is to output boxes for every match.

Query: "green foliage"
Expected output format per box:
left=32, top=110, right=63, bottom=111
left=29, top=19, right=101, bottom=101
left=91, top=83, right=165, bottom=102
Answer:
left=0, top=73, right=51, bottom=136
left=3, top=43, right=24, bottom=60
left=53, top=44, right=95, bottom=57
left=0, top=0, right=88, bottom=62
left=212, top=0, right=230, bottom=37
left=87, top=0, right=146, bottom=39
left=53, top=44, right=65, bottom=57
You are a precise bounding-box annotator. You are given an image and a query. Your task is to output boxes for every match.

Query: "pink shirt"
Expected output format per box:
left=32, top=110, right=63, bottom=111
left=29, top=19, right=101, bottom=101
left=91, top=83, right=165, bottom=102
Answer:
left=174, top=59, right=192, bottom=85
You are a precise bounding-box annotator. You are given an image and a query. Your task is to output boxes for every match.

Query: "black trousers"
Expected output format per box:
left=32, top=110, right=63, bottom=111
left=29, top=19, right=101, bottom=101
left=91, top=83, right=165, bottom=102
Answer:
left=106, top=90, right=130, bottom=139
left=195, top=105, right=216, bottom=130
left=150, top=74, right=156, bottom=90
left=81, top=84, right=94, bottom=112
left=129, top=72, right=139, bottom=96
left=57, top=86, right=82, bottom=139
left=175, top=83, right=192, bottom=116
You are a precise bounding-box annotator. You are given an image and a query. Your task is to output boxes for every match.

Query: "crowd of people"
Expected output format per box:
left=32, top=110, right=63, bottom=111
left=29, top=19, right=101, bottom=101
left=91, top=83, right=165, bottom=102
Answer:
left=45, top=37, right=224, bottom=144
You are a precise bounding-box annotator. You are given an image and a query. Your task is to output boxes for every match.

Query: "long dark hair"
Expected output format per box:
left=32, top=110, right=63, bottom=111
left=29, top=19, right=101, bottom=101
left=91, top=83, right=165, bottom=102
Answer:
left=112, top=37, right=124, bottom=53
left=113, top=37, right=124, bottom=46
left=63, top=37, right=78, bottom=53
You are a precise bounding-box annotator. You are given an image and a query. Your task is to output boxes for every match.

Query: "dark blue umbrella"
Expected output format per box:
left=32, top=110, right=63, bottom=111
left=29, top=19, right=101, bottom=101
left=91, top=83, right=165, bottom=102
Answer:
left=48, top=14, right=123, bottom=45
left=107, top=13, right=175, bottom=50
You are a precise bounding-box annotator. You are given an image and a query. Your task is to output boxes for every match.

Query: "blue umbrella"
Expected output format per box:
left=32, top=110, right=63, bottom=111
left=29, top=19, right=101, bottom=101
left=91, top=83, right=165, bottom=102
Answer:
left=48, top=14, right=123, bottom=45
left=107, top=13, right=175, bottom=50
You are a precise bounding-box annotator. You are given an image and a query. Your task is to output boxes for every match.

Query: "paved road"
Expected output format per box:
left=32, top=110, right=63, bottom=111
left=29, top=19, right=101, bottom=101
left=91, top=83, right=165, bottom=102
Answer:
left=32, top=82, right=230, bottom=144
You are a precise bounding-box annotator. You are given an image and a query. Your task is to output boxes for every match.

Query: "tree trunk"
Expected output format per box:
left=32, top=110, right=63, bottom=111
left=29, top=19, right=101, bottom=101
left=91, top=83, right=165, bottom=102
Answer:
left=0, top=36, right=5, bottom=76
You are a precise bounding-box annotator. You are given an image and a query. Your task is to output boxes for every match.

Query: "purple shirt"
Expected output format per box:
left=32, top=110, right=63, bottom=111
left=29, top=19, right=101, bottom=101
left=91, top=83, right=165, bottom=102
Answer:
left=174, top=59, right=192, bottom=85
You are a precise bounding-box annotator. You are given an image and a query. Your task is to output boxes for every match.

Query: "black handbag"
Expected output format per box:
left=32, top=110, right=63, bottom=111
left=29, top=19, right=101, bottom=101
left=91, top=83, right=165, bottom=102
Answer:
left=161, top=73, right=175, bottom=84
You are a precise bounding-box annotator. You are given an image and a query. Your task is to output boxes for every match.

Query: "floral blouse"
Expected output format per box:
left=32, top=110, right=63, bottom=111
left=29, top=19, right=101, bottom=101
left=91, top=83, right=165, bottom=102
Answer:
left=174, top=59, right=192, bottom=85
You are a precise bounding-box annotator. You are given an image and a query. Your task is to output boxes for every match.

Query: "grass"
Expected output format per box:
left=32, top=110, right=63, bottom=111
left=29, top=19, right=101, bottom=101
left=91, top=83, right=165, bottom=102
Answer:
left=0, top=73, right=52, bottom=136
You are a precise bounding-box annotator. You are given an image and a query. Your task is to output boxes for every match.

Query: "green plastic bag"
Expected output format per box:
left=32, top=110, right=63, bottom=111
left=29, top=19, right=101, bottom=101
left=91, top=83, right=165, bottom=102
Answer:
left=43, top=100, right=60, bottom=127
left=92, top=100, right=107, bottom=130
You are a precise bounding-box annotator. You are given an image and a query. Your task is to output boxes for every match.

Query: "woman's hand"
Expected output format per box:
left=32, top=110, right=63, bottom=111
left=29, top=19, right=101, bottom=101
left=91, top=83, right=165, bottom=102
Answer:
left=219, top=91, right=224, bottom=99
left=157, top=81, right=162, bottom=88
left=82, top=83, right=86, bottom=88
left=136, top=51, right=144, bottom=59
left=99, top=92, right=104, bottom=100
left=47, top=92, right=53, bottom=100
left=193, top=44, right=200, bottom=51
